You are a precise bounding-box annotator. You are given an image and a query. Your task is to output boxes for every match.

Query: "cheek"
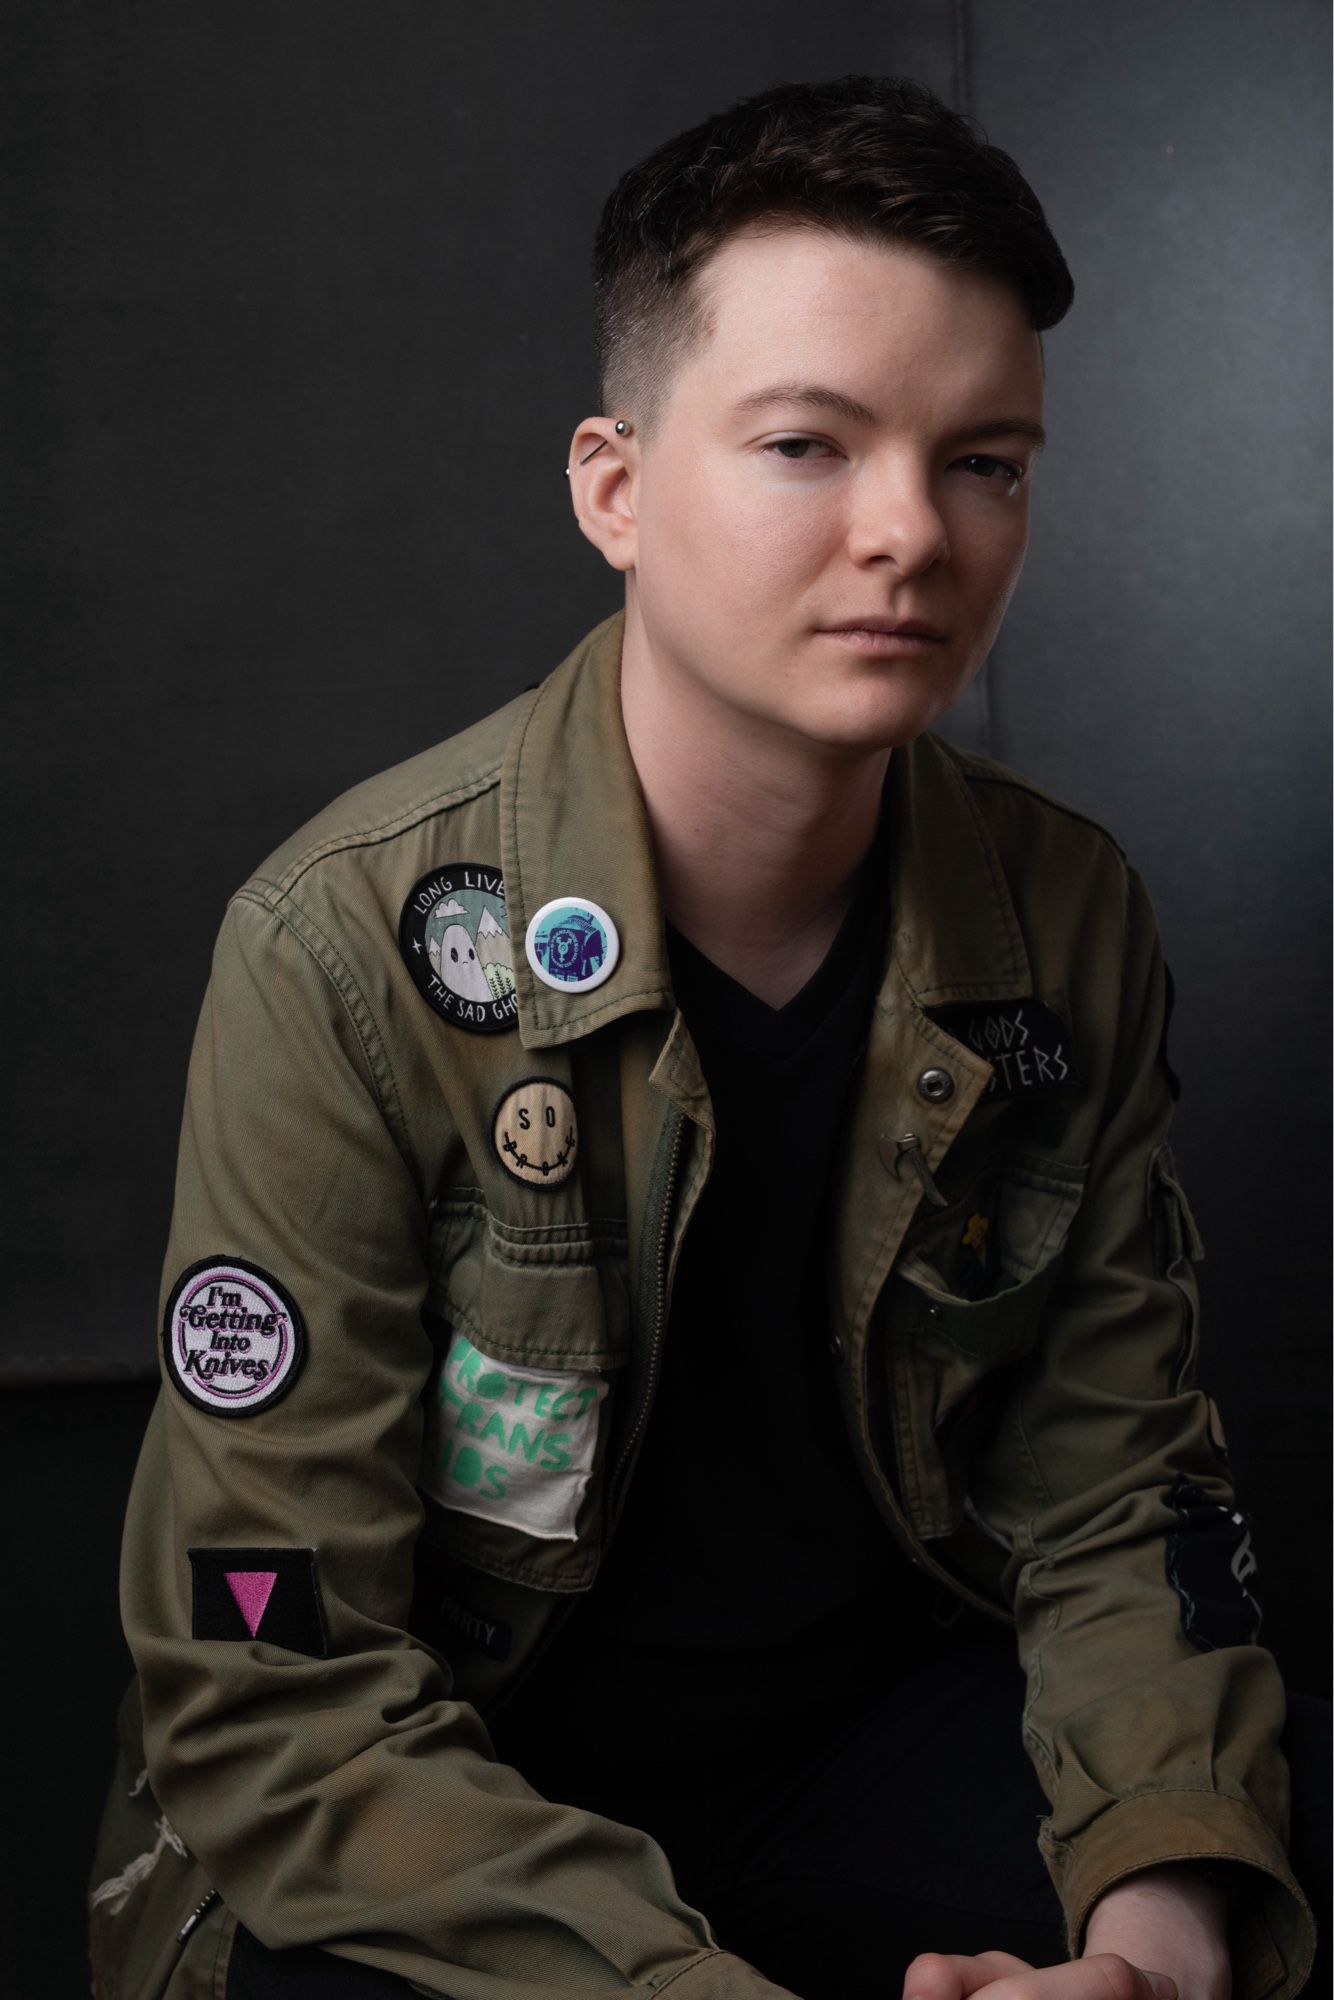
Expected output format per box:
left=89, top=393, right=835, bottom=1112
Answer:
left=993, top=521, right=1030, bottom=612
left=642, top=462, right=831, bottom=599
left=955, top=502, right=1029, bottom=607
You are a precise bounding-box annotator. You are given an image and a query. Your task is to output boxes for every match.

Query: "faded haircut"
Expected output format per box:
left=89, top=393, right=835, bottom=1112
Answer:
left=592, top=74, right=1074, bottom=434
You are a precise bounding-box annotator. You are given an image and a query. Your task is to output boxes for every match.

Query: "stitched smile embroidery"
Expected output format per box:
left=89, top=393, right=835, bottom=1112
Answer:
left=492, top=1079, right=579, bottom=1189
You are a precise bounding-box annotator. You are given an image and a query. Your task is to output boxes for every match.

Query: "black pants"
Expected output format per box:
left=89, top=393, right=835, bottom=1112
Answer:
left=227, top=1632, right=1329, bottom=1997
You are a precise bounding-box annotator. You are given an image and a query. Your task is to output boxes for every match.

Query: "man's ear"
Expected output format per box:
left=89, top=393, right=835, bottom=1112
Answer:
left=567, top=420, right=637, bottom=573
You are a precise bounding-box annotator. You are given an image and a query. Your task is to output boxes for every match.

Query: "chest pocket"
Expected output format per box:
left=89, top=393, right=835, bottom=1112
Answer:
left=417, top=1194, right=630, bottom=1591
left=878, top=1150, right=1088, bottom=1540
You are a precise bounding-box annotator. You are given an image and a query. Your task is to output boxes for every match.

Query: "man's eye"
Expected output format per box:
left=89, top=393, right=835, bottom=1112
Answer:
left=764, top=437, right=836, bottom=461
left=960, top=454, right=1026, bottom=491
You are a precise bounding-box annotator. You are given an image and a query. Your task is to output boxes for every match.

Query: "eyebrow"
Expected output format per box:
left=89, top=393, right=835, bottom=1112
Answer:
left=727, top=381, right=1048, bottom=452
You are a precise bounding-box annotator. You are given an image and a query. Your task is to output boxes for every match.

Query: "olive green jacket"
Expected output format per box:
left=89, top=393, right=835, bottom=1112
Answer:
left=90, top=612, right=1314, bottom=1999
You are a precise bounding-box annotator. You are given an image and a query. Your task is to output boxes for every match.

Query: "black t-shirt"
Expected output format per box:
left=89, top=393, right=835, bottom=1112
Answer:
left=492, top=816, right=939, bottom=1798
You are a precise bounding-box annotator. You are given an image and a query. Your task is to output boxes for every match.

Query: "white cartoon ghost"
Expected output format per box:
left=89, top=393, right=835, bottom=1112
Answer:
left=434, top=921, right=493, bottom=1002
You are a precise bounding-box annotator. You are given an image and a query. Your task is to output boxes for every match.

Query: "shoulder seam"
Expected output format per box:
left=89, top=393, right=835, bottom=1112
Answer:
left=266, top=755, right=510, bottom=900
left=942, top=745, right=1129, bottom=861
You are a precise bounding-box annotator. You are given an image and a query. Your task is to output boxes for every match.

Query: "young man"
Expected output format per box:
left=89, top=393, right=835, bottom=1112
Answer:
left=90, top=76, right=1315, bottom=2000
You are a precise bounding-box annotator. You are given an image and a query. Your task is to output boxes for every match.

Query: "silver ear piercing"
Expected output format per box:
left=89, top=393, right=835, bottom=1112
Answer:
left=566, top=419, right=633, bottom=476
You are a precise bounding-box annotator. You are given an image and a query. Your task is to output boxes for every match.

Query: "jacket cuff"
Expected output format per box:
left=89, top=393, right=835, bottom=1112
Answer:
left=1043, top=1790, right=1316, bottom=2000
left=649, top=1948, right=797, bottom=1998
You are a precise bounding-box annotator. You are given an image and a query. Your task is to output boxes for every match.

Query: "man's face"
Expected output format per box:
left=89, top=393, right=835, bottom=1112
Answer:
left=614, top=225, right=1045, bottom=752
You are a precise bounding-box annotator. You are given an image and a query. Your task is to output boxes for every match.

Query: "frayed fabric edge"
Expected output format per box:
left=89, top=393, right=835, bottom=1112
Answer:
left=90, top=1816, right=189, bottom=1918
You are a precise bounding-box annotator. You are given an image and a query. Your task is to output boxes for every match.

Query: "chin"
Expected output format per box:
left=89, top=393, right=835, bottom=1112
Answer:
left=783, top=690, right=955, bottom=754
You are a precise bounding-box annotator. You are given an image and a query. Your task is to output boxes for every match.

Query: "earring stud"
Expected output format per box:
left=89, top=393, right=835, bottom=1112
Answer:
left=566, top=419, right=634, bottom=475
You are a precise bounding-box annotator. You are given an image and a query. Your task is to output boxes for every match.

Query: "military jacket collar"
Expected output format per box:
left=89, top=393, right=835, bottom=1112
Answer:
left=500, top=610, right=1033, bottom=1053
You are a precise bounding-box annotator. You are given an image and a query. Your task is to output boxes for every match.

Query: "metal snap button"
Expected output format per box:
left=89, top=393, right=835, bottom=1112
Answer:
left=916, top=1067, right=955, bottom=1104
left=827, top=1333, right=845, bottom=1362
left=926, top=1305, right=944, bottom=1324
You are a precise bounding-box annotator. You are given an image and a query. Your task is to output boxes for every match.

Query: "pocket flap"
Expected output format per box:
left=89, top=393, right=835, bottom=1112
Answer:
left=896, top=1151, right=1088, bottom=1361
left=427, top=1195, right=629, bottom=1371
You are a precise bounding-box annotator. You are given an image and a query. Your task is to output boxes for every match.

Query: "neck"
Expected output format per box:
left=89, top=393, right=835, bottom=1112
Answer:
left=620, top=609, right=890, bottom=1008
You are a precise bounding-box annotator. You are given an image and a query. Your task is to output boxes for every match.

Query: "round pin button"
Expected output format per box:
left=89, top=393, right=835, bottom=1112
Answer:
left=525, top=897, right=620, bottom=995
left=916, top=1067, right=955, bottom=1104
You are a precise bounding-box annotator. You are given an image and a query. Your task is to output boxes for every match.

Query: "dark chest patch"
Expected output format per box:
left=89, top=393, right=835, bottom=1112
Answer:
left=189, top=1547, right=330, bottom=1656
left=925, top=999, right=1078, bottom=1099
left=399, top=863, right=519, bottom=1034
left=1163, top=1474, right=1261, bottom=1652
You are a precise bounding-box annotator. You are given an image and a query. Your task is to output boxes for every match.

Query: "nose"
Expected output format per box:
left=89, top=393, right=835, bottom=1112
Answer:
left=846, top=461, right=951, bottom=575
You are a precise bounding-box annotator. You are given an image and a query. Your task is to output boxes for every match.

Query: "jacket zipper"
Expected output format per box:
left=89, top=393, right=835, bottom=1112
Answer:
left=175, top=1888, right=220, bottom=1949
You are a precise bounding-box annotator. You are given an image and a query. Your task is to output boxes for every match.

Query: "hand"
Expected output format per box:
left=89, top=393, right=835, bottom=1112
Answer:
left=900, top=1949, right=1179, bottom=2000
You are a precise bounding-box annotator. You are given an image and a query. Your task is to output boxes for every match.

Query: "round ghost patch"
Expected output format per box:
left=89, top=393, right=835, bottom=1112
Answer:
left=163, top=1259, right=305, bottom=1417
left=399, top=863, right=518, bottom=1034
left=525, top=897, right=619, bottom=995
left=492, top=1078, right=579, bottom=1189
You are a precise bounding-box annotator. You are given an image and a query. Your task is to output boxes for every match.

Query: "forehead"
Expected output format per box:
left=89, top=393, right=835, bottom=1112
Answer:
left=682, top=224, right=1041, bottom=413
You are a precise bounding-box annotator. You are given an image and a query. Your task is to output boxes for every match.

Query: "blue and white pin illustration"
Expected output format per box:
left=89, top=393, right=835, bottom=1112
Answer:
left=399, top=863, right=519, bottom=1033
left=525, top=896, right=620, bottom=995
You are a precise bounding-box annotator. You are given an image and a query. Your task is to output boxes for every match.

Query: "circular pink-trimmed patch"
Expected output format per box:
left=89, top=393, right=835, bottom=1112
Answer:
left=162, top=1258, right=306, bottom=1417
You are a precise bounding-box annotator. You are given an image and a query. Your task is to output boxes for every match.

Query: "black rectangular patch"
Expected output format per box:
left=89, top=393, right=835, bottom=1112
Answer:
left=188, top=1546, right=330, bottom=1657
left=925, top=999, right=1078, bottom=1099
left=1163, top=1475, right=1261, bottom=1652
left=435, top=1588, right=513, bottom=1661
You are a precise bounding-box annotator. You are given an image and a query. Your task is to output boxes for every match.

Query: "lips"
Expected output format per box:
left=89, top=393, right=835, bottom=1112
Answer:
left=823, top=617, right=946, bottom=640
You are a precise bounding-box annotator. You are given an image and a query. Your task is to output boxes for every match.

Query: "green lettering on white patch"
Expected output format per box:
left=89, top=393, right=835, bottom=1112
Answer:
left=419, top=1332, right=607, bottom=1541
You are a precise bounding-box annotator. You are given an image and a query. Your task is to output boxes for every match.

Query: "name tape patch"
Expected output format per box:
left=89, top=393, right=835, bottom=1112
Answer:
left=163, top=1259, right=305, bottom=1417
left=419, top=1330, right=607, bottom=1542
left=925, top=999, right=1078, bottom=1099
left=399, top=863, right=519, bottom=1034
left=436, top=1589, right=513, bottom=1662
left=189, top=1546, right=329, bottom=1656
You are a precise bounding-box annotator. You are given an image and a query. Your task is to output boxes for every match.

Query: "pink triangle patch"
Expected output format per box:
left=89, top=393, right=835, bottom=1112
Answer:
left=225, top=1570, right=278, bottom=1638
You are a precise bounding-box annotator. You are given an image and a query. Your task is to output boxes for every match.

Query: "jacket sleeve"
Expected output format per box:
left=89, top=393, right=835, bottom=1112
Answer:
left=980, top=862, right=1316, bottom=1994
left=124, top=888, right=793, bottom=2000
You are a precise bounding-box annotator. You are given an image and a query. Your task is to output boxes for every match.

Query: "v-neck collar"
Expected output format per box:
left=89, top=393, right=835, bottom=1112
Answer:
left=664, top=786, right=893, bottom=1063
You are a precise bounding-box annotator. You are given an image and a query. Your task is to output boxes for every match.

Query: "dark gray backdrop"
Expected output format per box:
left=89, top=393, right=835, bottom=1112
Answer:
left=4, top=2, right=1328, bottom=1640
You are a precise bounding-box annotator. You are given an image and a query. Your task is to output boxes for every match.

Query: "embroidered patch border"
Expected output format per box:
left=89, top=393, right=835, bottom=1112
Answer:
left=189, top=1546, right=330, bottom=1657
left=398, top=862, right=519, bottom=1035
left=162, top=1259, right=306, bottom=1418
left=491, top=1077, right=580, bottom=1190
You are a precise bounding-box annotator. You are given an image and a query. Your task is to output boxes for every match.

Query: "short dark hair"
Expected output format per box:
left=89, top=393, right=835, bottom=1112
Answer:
left=592, top=74, right=1074, bottom=432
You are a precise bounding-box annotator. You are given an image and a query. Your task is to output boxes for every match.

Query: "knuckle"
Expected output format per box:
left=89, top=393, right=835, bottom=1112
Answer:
left=901, top=1952, right=954, bottom=1992
left=1086, top=1953, right=1143, bottom=2000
